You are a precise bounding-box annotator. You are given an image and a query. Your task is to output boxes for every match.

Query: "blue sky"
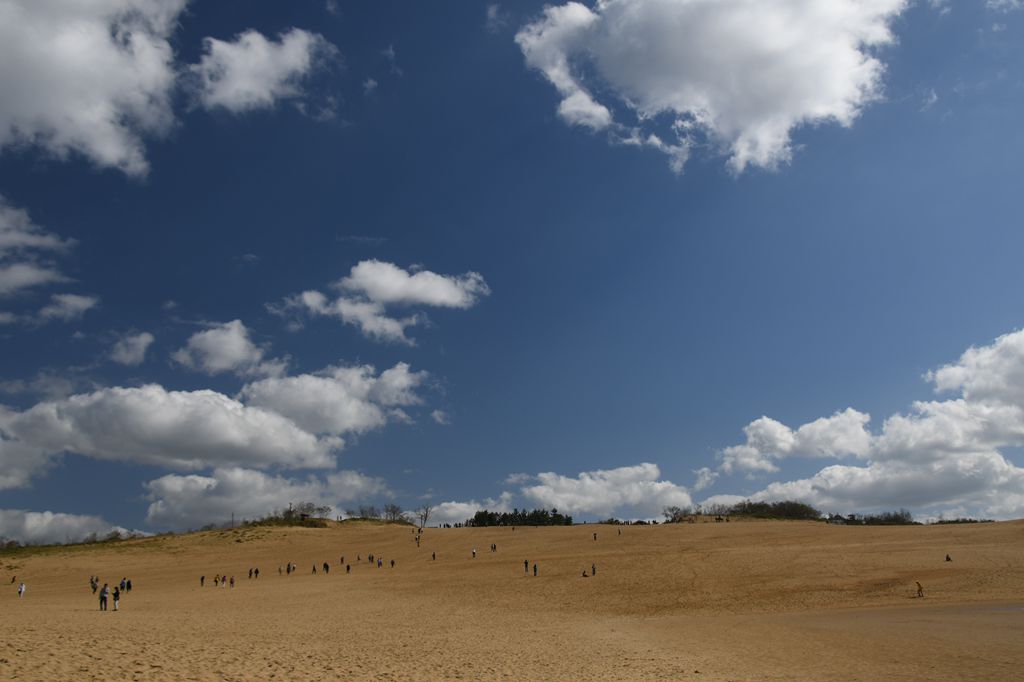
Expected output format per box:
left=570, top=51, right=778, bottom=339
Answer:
left=2, top=0, right=1024, bottom=542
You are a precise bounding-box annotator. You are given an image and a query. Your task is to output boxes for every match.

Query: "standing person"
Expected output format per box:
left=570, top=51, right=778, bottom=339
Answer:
left=200, top=575, right=205, bottom=587
left=112, top=586, right=120, bottom=611
left=323, top=562, right=329, bottom=574
left=390, top=559, right=395, bottom=568
left=593, top=532, right=597, bottom=541
left=591, top=563, right=596, bottom=576
left=126, top=579, right=132, bottom=593
left=432, top=552, right=436, bottom=561
left=346, top=564, right=350, bottom=574
left=254, top=568, right=259, bottom=579
left=312, top=565, right=317, bottom=575
left=248, top=568, right=253, bottom=579
left=120, top=577, right=126, bottom=591
left=916, top=581, right=924, bottom=598
left=533, top=563, right=538, bottom=577
left=214, top=576, right=219, bottom=587
left=99, top=583, right=109, bottom=611
left=377, top=558, right=382, bottom=568
left=524, top=559, right=529, bottom=573
left=17, top=582, right=25, bottom=598
left=472, top=548, right=476, bottom=558
left=230, top=576, right=235, bottom=588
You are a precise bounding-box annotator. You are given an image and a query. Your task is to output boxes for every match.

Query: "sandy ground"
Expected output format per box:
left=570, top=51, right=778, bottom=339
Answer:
left=1, top=519, right=1022, bottom=680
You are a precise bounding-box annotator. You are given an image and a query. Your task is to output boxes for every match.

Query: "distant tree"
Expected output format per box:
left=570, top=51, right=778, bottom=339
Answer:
left=358, top=505, right=381, bottom=519
left=383, top=504, right=405, bottom=522
left=416, top=504, right=432, bottom=528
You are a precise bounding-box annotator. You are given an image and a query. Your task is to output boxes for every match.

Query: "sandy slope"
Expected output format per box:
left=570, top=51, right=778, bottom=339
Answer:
left=1, top=519, right=1022, bottom=680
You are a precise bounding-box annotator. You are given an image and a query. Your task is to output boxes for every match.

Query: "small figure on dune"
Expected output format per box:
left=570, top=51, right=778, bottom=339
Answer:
left=230, top=576, right=235, bottom=588
left=18, top=581, right=25, bottom=598
left=346, top=564, right=351, bottom=574
left=524, top=559, right=529, bottom=573
left=946, top=554, right=952, bottom=562
left=214, top=576, right=219, bottom=587
left=323, top=562, right=330, bottom=574
left=248, top=568, right=253, bottom=579
left=472, top=549, right=476, bottom=559
left=533, top=563, right=538, bottom=577
left=126, top=579, right=132, bottom=592
left=591, top=563, right=596, bottom=576
left=312, top=565, right=317, bottom=575
left=112, top=586, right=120, bottom=611
left=390, top=559, right=395, bottom=568
left=916, top=581, right=924, bottom=598
left=200, top=575, right=205, bottom=587
left=581, top=570, right=588, bottom=577
left=432, top=552, right=436, bottom=561
left=99, top=583, right=109, bottom=610
left=255, top=568, right=259, bottom=579
left=593, top=532, right=597, bottom=541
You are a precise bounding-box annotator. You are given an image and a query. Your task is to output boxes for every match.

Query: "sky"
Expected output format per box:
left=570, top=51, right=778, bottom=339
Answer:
left=2, top=0, right=1024, bottom=543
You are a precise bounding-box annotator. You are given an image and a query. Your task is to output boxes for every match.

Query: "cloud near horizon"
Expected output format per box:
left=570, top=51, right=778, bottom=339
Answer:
left=706, top=329, right=1024, bottom=519
left=0, top=508, right=141, bottom=545
left=145, top=466, right=389, bottom=529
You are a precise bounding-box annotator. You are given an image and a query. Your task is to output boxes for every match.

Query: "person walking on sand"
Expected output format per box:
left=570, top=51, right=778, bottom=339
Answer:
left=432, top=552, right=436, bottom=561
left=324, top=562, right=330, bottom=574
left=201, top=575, right=205, bottom=587
left=533, top=563, right=538, bottom=577
left=472, top=548, right=476, bottom=558
left=99, top=583, right=109, bottom=611
left=390, top=559, right=395, bottom=568
left=17, top=581, right=25, bottom=598
left=230, top=576, right=235, bottom=588
left=916, top=581, right=924, bottom=598
left=126, top=579, right=132, bottom=593
left=346, top=564, right=351, bottom=574
left=593, top=532, right=597, bottom=541
left=591, top=563, right=596, bottom=576
left=524, top=559, right=529, bottom=573
left=112, top=586, right=120, bottom=611
left=255, top=568, right=259, bottom=579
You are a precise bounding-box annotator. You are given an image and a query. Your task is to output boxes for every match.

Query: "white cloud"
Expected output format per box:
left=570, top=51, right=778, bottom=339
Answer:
left=340, top=260, right=490, bottom=308
left=0, top=196, right=74, bottom=297
left=432, top=492, right=514, bottom=525
left=928, top=328, right=1024, bottom=406
left=271, top=260, right=490, bottom=344
left=190, top=28, right=338, bottom=113
left=172, top=320, right=284, bottom=377
left=239, top=362, right=427, bottom=436
left=431, top=409, right=450, bottom=425
left=0, top=0, right=186, bottom=175
left=110, top=331, right=155, bottom=366
left=363, top=77, right=378, bottom=95
left=709, top=329, right=1024, bottom=519
left=516, top=0, right=906, bottom=173
left=145, top=466, right=388, bottom=530
left=486, top=3, right=509, bottom=33
left=0, top=384, right=336, bottom=475
left=520, top=462, right=691, bottom=517
left=718, top=408, right=873, bottom=475
left=987, top=0, right=1023, bottom=11
left=38, top=293, right=99, bottom=322
left=0, top=509, right=139, bottom=545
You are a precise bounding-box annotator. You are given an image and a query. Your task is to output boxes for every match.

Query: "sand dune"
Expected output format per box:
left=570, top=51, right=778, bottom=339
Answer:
left=2, top=519, right=1022, bottom=680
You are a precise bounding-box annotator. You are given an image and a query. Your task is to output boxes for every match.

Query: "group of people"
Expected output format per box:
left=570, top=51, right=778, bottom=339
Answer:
left=95, top=581, right=120, bottom=611
left=201, top=574, right=235, bottom=588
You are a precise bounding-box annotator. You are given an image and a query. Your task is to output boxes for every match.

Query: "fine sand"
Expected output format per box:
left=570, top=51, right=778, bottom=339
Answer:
left=1, top=519, right=1022, bottom=680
